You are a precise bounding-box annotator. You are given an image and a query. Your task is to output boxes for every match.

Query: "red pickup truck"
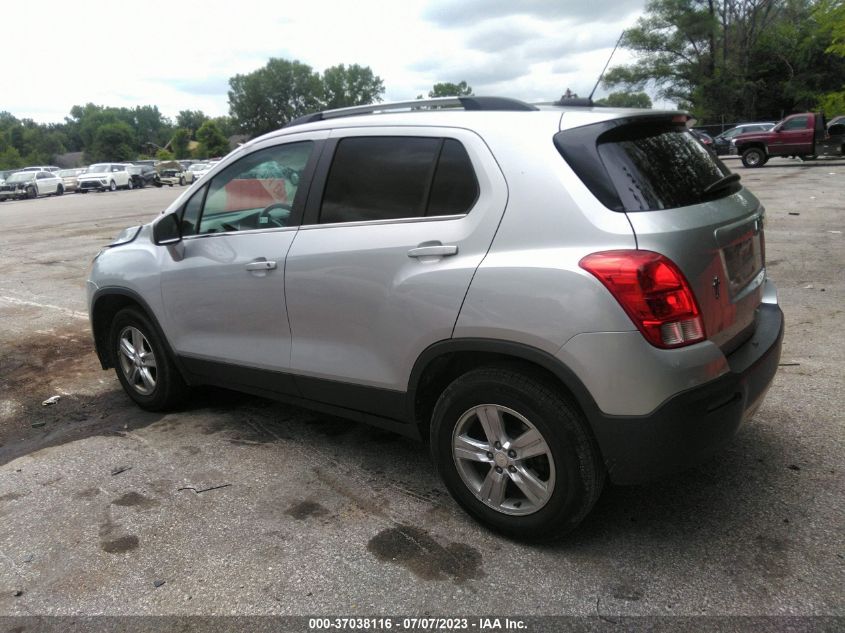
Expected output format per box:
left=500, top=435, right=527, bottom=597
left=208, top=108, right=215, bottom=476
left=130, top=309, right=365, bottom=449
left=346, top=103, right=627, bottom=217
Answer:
left=733, top=112, right=845, bottom=167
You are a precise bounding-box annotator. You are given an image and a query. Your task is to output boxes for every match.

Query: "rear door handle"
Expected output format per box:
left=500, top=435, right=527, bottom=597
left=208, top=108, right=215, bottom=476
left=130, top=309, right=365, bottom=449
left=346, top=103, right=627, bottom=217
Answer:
left=407, top=245, right=458, bottom=258
left=245, top=260, right=277, bottom=271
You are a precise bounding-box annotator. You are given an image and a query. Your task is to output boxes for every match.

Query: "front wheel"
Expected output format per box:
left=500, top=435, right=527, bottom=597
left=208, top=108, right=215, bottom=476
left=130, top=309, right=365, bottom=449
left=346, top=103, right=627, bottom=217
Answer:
left=55, top=185, right=64, bottom=196
left=109, top=180, right=117, bottom=192
left=430, top=367, right=605, bottom=541
left=126, top=179, right=133, bottom=190
left=109, top=307, right=186, bottom=411
left=741, top=147, right=767, bottom=168
left=26, top=186, right=37, bottom=199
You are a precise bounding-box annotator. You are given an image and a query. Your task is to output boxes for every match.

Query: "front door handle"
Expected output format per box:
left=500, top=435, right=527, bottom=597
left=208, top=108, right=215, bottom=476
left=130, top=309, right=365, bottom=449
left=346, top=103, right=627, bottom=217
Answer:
left=407, top=245, right=458, bottom=258
left=245, top=260, right=277, bottom=271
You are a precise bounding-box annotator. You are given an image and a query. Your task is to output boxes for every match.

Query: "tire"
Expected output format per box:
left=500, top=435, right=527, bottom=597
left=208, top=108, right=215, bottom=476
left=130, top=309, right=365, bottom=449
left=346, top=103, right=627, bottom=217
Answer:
left=26, top=186, right=37, bottom=199
left=741, top=147, right=767, bottom=168
left=55, top=185, right=64, bottom=196
left=126, top=179, right=133, bottom=190
left=799, top=155, right=817, bottom=161
left=430, top=366, right=605, bottom=541
left=109, top=180, right=117, bottom=192
left=109, top=307, right=186, bottom=411
left=179, top=176, right=185, bottom=186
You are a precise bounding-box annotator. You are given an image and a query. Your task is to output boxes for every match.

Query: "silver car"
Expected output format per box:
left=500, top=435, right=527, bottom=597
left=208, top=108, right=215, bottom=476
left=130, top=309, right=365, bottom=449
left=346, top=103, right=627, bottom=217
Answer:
left=87, top=97, right=783, bottom=540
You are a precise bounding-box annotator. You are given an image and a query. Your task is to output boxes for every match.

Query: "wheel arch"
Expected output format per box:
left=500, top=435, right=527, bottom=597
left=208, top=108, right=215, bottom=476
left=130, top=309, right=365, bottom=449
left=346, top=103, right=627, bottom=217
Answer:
left=407, top=339, right=603, bottom=443
left=90, top=288, right=182, bottom=377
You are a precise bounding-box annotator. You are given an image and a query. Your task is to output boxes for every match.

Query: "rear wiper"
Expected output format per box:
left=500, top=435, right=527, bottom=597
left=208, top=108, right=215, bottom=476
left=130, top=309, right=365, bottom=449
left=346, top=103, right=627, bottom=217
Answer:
left=702, top=172, right=741, bottom=195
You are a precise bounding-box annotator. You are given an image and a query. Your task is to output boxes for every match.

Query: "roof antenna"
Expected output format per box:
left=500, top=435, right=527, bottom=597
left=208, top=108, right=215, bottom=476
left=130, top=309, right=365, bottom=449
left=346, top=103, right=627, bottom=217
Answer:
left=588, top=31, right=625, bottom=103
left=554, top=31, right=624, bottom=107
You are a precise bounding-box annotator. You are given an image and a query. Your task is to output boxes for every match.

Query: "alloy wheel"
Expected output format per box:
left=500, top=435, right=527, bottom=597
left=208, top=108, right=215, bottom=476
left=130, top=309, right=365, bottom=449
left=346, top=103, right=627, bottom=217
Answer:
left=451, top=404, right=556, bottom=516
left=117, top=326, right=157, bottom=395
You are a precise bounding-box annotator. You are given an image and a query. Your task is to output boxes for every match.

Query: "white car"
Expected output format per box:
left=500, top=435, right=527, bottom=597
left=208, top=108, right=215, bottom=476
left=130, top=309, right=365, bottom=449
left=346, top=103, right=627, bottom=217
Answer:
left=186, top=161, right=217, bottom=181
left=0, top=170, right=64, bottom=200
left=77, top=163, right=133, bottom=193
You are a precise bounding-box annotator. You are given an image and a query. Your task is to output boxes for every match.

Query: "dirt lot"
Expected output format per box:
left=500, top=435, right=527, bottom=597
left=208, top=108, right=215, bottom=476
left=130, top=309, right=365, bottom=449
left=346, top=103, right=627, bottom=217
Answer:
left=0, top=162, right=842, bottom=625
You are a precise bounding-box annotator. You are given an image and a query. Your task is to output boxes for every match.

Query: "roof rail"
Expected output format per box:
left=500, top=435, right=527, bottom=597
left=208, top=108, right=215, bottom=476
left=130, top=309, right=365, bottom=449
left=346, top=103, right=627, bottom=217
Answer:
left=285, top=96, right=538, bottom=128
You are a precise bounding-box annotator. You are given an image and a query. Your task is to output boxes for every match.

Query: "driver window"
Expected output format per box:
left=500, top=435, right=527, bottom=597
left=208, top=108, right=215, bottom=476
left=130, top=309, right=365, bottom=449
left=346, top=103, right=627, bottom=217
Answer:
left=198, top=141, right=313, bottom=234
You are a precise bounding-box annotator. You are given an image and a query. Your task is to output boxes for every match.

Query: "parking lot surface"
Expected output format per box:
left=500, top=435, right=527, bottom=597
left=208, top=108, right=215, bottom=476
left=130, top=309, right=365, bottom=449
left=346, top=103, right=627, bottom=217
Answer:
left=0, top=162, right=842, bottom=619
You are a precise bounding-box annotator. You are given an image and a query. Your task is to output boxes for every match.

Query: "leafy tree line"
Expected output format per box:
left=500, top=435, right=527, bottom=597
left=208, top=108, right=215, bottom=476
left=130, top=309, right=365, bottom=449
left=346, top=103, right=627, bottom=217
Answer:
left=0, top=60, right=391, bottom=168
left=604, top=0, right=845, bottom=123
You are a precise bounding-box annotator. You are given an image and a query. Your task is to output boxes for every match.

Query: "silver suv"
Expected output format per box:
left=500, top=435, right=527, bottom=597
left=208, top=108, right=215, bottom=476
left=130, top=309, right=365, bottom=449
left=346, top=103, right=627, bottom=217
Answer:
left=87, top=97, right=784, bottom=540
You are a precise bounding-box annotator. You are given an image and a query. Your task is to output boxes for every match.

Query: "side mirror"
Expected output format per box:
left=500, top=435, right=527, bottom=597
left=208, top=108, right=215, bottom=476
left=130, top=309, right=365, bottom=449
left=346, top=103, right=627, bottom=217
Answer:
left=153, top=213, right=182, bottom=245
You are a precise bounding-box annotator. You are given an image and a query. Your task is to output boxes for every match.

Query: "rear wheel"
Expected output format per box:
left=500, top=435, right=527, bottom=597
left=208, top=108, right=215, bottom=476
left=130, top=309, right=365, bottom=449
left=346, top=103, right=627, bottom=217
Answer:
left=430, top=367, right=605, bottom=541
left=741, top=147, right=767, bottom=168
left=109, top=307, right=186, bottom=411
left=126, top=179, right=133, bottom=190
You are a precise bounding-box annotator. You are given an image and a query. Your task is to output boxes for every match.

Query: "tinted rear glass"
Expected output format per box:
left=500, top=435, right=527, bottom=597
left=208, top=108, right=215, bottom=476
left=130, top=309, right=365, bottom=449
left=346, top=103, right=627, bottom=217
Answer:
left=555, top=119, right=738, bottom=212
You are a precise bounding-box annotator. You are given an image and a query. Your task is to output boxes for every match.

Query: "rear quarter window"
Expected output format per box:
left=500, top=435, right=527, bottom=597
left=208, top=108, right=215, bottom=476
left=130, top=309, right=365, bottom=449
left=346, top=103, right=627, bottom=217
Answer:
left=555, top=119, right=739, bottom=212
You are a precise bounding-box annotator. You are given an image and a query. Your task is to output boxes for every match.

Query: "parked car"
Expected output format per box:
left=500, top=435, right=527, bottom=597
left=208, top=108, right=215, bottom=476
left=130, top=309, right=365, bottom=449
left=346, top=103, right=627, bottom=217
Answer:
left=690, top=128, right=716, bottom=157
left=827, top=115, right=845, bottom=129
left=155, top=160, right=190, bottom=186
left=712, top=122, right=776, bottom=155
left=57, top=168, right=87, bottom=192
left=733, top=112, right=845, bottom=167
left=0, top=169, right=17, bottom=186
left=186, top=162, right=214, bottom=182
left=124, top=164, right=162, bottom=189
left=18, top=165, right=61, bottom=173
left=77, top=163, right=133, bottom=192
left=88, top=96, right=783, bottom=540
left=0, top=170, right=64, bottom=200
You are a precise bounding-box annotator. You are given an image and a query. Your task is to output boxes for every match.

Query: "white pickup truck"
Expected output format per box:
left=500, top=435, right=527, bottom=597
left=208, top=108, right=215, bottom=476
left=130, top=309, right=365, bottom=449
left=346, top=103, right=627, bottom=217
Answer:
left=77, top=163, right=133, bottom=192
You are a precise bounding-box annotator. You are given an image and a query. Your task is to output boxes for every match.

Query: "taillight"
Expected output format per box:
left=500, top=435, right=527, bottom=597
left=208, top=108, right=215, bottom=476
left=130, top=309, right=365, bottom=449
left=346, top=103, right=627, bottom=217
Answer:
left=579, top=250, right=705, bottom=349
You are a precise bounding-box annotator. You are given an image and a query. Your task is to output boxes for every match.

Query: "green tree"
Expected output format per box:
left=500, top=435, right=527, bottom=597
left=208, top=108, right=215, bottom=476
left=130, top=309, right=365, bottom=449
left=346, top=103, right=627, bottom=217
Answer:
left=210, top=115, right=237, bottom=138
left=817, top=0, right=845, bottom=113
left=87, top=121, right=136, bottom=162
left=604, top=0, right=845, bottom=122
left=156, top=148, right=175, bottom=161
left=0, top=141, right=23, bottom=169
left=196, top=120, right=229, bottom=158
left=428, top=81, right=473, bottom=97
left=228, top=58, right=324, bottom=136
left=595, top=91, right=653, bottom=108
left=171, top=128, right=192, bottom=159
left=322, top=64, right=385, bottom=109
left=176, top=110, right=209, bottom=137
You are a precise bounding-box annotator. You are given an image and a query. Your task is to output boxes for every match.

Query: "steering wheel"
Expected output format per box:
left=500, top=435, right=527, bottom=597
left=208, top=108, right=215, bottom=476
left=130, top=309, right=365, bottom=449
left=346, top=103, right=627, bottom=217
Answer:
left=260, top=202, right=293, bottom=227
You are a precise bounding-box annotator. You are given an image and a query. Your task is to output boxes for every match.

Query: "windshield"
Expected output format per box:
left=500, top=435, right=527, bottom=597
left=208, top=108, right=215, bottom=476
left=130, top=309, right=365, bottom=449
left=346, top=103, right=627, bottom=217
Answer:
left=87, top=164, right=110, bottom=173
left=7, top=172, right=34, bottom=183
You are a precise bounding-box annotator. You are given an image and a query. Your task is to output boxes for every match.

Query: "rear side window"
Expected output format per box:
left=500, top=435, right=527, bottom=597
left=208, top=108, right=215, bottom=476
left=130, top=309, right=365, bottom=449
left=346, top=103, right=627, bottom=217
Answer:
left=319, top=136, right=478, bottom=224
left=555, top=120, right=737, bottom=212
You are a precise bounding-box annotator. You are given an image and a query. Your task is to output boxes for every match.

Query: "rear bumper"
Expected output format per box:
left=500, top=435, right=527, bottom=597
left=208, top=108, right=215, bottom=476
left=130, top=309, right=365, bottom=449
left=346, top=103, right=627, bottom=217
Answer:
left=590, top=302, right=784, bottom=484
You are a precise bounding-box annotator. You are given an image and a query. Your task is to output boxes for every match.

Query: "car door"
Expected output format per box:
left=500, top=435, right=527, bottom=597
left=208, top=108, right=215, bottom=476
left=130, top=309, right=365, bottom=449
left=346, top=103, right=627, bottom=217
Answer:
left=158, top=133, right=325, bottom=383
left=284, top=128, right=508, bottom=410
left=770, top=115, right=812, bottom=154
left=35, top=171, right=53, bottom=195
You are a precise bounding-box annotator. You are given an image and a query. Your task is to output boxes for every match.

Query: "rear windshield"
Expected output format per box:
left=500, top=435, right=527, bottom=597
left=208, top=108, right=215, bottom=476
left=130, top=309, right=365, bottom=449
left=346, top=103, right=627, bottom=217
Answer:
left=555, top=119, right=739, bottom=212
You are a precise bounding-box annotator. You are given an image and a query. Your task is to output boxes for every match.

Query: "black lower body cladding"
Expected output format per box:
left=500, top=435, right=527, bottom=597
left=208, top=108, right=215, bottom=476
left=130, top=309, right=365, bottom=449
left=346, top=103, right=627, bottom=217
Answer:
left=589, top=303, right=784, bottom=485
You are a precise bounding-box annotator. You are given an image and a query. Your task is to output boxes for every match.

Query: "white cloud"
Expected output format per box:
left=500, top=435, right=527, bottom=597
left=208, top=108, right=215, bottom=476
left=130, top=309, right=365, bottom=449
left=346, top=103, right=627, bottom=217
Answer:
left=3, top=0, right=646, bottom=124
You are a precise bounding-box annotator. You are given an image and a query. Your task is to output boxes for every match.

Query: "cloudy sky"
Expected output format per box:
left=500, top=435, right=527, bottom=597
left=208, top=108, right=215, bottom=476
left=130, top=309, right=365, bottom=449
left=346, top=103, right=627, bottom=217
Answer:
left=3, top=0, right=648, bottom=124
